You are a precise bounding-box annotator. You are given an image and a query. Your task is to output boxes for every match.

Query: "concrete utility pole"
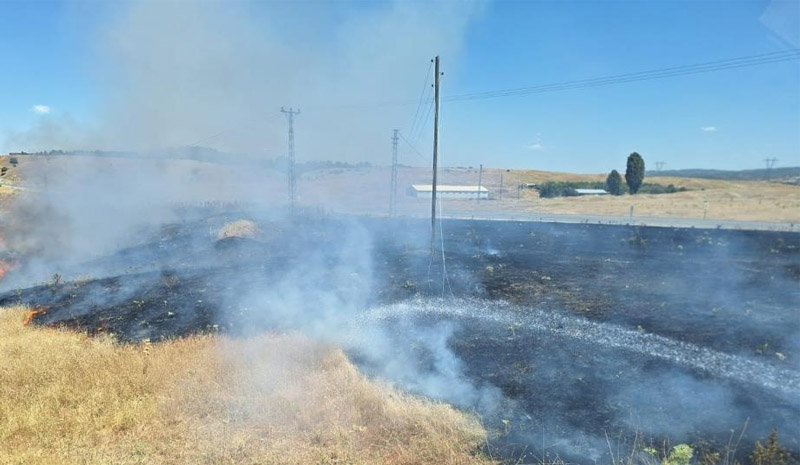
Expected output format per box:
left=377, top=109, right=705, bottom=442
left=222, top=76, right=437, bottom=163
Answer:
left=281, top=107, right=300, bottom=212
left=389, top=129, right=399, bottom=216
left=430, top=56, right=442, bottom=254
left=477, top=164, right=483, bottom=203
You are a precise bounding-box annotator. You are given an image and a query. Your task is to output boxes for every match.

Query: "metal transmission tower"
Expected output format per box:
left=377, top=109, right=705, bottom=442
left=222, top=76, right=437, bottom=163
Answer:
left=281, top=107, right=300, bottom=212
left=430, top=56, right=442, bottom=255
left=655, top=161, right=666, bottom=172
left=764, top=157, right=777, bottom=179
left=389, top=129, right=399, bottom=216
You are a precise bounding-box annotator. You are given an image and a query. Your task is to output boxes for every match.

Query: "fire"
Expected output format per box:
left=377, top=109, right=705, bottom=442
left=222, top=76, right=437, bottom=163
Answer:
left=23, top=307, right=49, bottom=326
left=0, top=260, right=9, bottom=281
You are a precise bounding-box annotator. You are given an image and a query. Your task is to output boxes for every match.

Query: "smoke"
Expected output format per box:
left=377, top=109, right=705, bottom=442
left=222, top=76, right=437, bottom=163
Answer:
left=4, top=0, right=482, bottom=161
left=2, top=3, right=799, bottom=464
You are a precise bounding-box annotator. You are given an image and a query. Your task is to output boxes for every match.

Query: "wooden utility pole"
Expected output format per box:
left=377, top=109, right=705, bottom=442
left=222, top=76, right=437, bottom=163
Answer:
left=430, top=56, right=441, bottom=254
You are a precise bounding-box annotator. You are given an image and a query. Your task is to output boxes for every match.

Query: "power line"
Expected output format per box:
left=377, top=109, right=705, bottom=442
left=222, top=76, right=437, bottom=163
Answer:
left=184, top=113, right=282, bottom=148
left=183, top=49, right=800, bottom=154
left=413, top=92, right=434, bottom=145
left=408, top=80, right=434, bottom=144
left=445, top=49, right=800, bottom=103
left=398, top=132, right=425, bottom=159
left=407, top=61, right=434, bottom=143
left=294, top=49, right=799, bottom=111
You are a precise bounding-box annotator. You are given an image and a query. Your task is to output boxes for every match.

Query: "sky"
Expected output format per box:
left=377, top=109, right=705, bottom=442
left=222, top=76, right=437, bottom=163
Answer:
left=0, top=0, right=798, bottom=173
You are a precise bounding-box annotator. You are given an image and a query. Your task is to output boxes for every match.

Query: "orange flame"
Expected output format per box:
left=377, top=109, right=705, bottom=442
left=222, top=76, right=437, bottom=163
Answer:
left=23, top=307, right=49, bottom=326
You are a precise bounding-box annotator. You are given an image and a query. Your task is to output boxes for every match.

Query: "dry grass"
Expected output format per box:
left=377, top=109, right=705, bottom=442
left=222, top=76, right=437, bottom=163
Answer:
left=430, top=168, right=800, bottom=223
left=0, top=307, right=493, bottom=465
left=7, top=155, right=794, bottom=223
left=216, top=220, right=261, bottom=240
left=519, top=177, right=800, bottom=222
left=0, top=185, right=17, bottom=209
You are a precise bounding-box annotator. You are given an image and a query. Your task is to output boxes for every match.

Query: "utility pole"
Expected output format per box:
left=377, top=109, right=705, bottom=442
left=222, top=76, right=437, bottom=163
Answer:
left=477, top=164, right=483, bottom=203
left=430, top=56, right=442, bottom=254
left=281, top=107, right=300, bottom=213
left=764, top=157, right=777, bottom=179
left=389, top=129, right=399, bottom=216
left=655, top=161, right=665, bottom=172
left=499, top=173, right=503, bottom=200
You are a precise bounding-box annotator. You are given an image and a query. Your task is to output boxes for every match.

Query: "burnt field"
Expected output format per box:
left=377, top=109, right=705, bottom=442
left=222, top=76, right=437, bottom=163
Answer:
left=2, top=212, right=799, bottom=463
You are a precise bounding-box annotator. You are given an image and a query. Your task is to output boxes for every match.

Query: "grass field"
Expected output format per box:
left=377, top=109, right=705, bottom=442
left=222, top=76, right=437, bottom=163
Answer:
left=0, top=307, right=493, bottom=465
left=422, top=168, right=800, bottom=223
left=515, top=174, right=800, bottom=222
left=1, top=154, right=798, bottom=223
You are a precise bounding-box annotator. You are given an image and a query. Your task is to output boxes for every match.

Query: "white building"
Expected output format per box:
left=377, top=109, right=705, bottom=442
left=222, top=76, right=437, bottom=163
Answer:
left=406, top=184, right=489, bottom=199
left=574, top=188, right=609, bottom=196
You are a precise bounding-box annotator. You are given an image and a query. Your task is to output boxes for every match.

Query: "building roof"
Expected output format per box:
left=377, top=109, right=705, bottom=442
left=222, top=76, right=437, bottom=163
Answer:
left=410, top=184, right=489, bottom=193
left=574, top=188, right=609, bottom=195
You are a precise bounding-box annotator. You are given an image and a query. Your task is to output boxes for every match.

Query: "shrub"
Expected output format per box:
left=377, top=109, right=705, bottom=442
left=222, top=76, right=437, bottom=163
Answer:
left=663, top=444, right=693, bottom=465
left=751, top=429, right=790, bottom=465
left=537, top=181, right=603, bottom=198
left=637, top=183, right=687, bottom=195
left=606, top=169, right=623, bottom=195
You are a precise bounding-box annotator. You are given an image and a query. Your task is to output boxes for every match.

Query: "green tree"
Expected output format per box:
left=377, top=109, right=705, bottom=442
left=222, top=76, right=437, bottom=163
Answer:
left=605, top=169, right=623, bottom=195
left=625, top=152, right=645, bottom=194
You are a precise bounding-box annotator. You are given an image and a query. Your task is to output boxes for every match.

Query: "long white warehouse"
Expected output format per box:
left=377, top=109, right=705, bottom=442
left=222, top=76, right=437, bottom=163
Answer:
left=406, top=184, right=489, bottom=199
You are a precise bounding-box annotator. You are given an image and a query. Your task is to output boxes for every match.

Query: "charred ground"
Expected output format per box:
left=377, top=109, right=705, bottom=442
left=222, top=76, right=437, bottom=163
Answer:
left=1, top=213, right=798, bottom=463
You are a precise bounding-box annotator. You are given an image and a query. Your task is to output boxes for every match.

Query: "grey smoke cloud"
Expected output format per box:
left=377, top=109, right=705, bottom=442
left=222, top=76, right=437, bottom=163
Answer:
left=6, top=0, right=484, bottom=162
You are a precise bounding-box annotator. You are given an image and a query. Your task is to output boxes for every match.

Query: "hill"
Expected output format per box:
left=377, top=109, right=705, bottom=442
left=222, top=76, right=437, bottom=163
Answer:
left=651, top=167, right=800, bottom=182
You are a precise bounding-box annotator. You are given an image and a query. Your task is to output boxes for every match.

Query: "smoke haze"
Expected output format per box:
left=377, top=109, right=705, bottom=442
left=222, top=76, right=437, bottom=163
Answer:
left=6, top=0, right=482, bottom=161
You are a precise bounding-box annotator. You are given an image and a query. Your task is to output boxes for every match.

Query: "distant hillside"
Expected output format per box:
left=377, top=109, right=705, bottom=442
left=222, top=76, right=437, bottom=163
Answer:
left=4, top=149, right=373, bottom=172
left=7, top=148, right=263, bottom=165
left=649, top=167, right=800, bottom=181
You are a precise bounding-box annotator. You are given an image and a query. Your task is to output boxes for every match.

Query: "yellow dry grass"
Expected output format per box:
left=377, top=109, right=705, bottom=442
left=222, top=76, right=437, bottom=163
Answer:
left=524, top=177, right=800, bottom=222
left=0, top=185, right=16, bottom=208
left=445, top=169, right=800, bottom=223
left=0, top=307, right=493, bottom=465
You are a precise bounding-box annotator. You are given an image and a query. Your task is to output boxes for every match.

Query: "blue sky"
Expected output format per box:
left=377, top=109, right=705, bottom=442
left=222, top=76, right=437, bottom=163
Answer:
left=1, top=0, right=798, bottom=172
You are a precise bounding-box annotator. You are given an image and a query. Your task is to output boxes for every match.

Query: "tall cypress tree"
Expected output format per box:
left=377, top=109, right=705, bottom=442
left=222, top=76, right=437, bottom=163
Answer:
left=625, top=152, right=645, bottom=194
